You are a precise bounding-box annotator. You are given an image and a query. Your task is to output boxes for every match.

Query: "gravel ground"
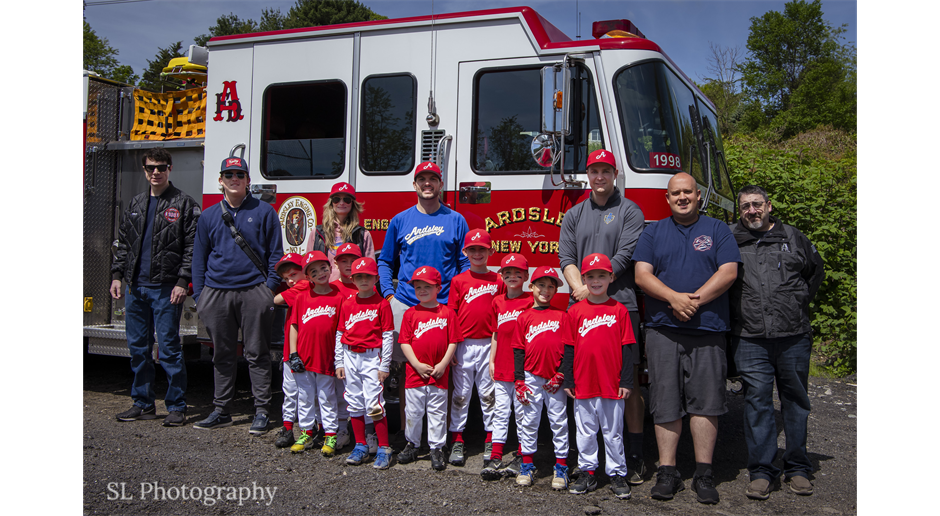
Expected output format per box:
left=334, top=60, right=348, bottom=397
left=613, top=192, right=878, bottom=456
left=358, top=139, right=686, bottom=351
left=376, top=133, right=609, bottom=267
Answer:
left=83, top=353, right=857, bottom=515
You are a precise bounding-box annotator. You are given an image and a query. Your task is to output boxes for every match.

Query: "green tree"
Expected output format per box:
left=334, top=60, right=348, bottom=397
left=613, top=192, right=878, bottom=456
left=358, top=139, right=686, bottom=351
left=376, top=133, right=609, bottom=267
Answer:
left=193, top=9, right=287, bottom=47
left=83, top=21, right=138, bottom=85
left=699, top=43, right=744, bottom=136
left=738, top=0, right=856, bottom=138
left=137, top=42, right=185, bottom=92
left=285, top=0, right=386, bottom=29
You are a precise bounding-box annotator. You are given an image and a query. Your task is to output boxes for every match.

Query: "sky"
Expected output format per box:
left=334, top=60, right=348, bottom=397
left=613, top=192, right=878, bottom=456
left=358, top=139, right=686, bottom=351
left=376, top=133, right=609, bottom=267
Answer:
left=83, top=0, right=858, bottom=86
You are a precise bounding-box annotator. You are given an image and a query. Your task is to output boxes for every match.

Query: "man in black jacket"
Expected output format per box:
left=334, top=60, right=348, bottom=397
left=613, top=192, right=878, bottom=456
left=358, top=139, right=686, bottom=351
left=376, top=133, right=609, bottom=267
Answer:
left=729, top=185, right=824, bottom=500
left=110, top=148, right=200, bottom=427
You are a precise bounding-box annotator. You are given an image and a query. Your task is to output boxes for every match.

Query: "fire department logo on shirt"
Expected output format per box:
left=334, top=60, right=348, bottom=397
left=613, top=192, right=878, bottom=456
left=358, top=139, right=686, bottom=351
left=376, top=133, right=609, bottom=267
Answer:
left=404, top=225, right=445, bottom=244
left=693, top=235, right=713, bottom=252
left=301, top=305, right=337, bottom=324
left=604, top=213, right=615, bottom=225
left=345, top=309, right=378, bottom=329
left=163, top=207, right=180, bottom=223
left=577, top=314, right=617, bottom=337
left=414, top=317, right=448, bottom=339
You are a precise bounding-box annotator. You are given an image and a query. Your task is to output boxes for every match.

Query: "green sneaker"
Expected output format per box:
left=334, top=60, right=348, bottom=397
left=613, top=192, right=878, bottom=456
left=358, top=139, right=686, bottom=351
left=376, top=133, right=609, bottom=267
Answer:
left=290, top=432, right=315, bottom=453
left=322, top=435, right=338, bottom=457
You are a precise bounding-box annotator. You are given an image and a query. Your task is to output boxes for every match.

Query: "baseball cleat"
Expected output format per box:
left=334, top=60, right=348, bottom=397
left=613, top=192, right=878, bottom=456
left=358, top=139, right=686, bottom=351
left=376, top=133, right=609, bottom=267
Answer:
left=346, top=443, right=370, bottom=465
left=609, top=474, right=632, bottom=499
left=551, top=463, right=569, bottom=490
left=626, top=454, right=646, bottom=485
left=366, top=432, right=378, bottom=455
left=516, top=463, right=535, bottom=486
left=335, top=429, right=351, bottom=449
left=429, top=448, right=446, bottom=471
left=373, top=446, right=392, bottom=469
left=397, top=442, right=418, bottom=464
left=274, top=427, right=295, bottom=448
left=481, top=459, right=504, bottom=481
left=321, top=435, right=338, bottom=457
left=569, top=472, right=598, bottom=494
left=449, top=442, right=465, bottom=466
left=290, top=432, right=315, bottom=453
left=504, top=454, right=523, bottom=477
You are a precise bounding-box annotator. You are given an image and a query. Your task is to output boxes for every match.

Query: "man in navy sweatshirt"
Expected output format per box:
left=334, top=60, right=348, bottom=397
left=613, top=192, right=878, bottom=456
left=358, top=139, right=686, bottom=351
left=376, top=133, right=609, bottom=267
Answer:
left=191, top=156, right=284, bottom=434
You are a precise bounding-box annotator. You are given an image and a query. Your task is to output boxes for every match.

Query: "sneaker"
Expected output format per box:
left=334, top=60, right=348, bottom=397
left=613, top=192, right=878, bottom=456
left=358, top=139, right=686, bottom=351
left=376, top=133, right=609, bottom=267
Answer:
left=449, top=441, right=465, bottom=466
left=429, top=448, right=446, bottom=471
left=551, top=463, right=569, bottom=490
left=335, top=429, right=351, bottom=449
left=609, top=474, right=632, bottom=500
left=162, top=411, right=185, bottom=427
left=746, top=478, right=772, bottom=500
left=373, top=446, right=392, bottom=469
left=504, top=454, right=523, bottom=477
left=249, top=413, right=270, bottom=435
left=568, top=472, right=598, bottom=494
left=569, top=465, right=582, bottom=479
left=650, top=467, right=685, bottom=500
left=516, top=463, right=535, bottom=486
left=116, top=405, right=156, bottom=421
left=397, top=442, right=418, bottom=464
left=291, top=432, right=316, bottom=453
left=321, top=435, right=338, bottom=457
left=788, top=475, right=813, bottom=496
left=483, top=442, right=493, bottom=462
left=626, top=454, right=646, bottom=485
left=481, top=458, right=504, bottom=481
left=274, top=427, right=294, bottom=448
left=346, top=443, right=369, bottom=465
left=366, top=432, right=378, bottom=455
left=193, top=411, right=233, bottom=430
left=692, top=473, right=720, bottom=504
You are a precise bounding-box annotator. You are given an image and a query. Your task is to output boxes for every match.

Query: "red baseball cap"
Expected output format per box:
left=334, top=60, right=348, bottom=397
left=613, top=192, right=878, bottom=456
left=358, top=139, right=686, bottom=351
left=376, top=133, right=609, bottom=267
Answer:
left=335, top=242, right=362, bottom=259
left=302, top=251, right=331, bottom=273
left=581, top=253, right=613, bottom=274
left=498, top=253, right=528, bottom=272
left=275, top=253, right=304, bottom=275
left=351, top=257, right=379, bottom=276
left=530, top=266, right=562, bottom=287
left=409, top=265, right=442, bottom=286
left=330, top=182, right=356, bottom=198
left=414, top=161, right=442, bottom=179
left=463, top=229, right=492, bottom=249
left=221, top=156, right=249, bottom=174
left=586, top=149, right=617, bottom=169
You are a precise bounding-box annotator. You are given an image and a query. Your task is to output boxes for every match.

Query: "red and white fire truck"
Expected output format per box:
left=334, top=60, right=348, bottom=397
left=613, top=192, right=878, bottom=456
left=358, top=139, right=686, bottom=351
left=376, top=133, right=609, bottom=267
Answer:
left=83, top=6, right=735, bottom=357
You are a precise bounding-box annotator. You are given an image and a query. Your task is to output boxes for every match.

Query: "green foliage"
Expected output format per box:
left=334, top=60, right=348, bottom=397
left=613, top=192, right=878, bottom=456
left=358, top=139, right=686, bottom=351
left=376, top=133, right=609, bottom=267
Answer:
left=83, top=21, right=138, bottom=85
left=285, top=0, right=387, bottom=28
left=137, top=42, right=185, bottom=92
left=726, top=129, right=856, bottom=375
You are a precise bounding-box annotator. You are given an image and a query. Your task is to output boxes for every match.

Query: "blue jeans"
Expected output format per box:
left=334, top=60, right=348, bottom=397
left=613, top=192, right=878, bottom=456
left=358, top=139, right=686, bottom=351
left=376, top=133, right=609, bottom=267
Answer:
left=733, top=334, right=812, bottom=481
left=125, top=283, right=187, bottom=412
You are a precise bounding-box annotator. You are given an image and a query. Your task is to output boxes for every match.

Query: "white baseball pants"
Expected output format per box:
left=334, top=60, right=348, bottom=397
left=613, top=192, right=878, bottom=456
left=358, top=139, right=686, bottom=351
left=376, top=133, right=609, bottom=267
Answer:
left=574, top=397, right=627, bottom=476
left=492, top=379, right=521, bottom=444
left=449, top=337, right=496, bottom=433
left=281, top=367, right=302, bottom=424
left=518, top=371, right=568, bottom=458
left=342, top=347, right=386, bottom=419
left=294, top=371, right=339, bottom=433
left=404, top=385, right=448, bottom=449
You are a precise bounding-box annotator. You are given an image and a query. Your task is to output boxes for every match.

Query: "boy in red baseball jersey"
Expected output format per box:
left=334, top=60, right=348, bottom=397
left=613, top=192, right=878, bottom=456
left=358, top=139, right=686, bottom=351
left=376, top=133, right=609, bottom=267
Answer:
left=446, top=228, right=504, bottom=466
left=335, top=257, right=395, bottom=469
left=331, top=242, right=363, bottom=299
left=396, top=266, right=461, bottom=470
left=561, top=253, right=636, bottom=499
left=512, top=267, right=570, bottom=489
left=286, top=251, right=345, bottom=456
left=271, top=253, right=310, bottom=449
left=480, top=253, right=532, bottom=481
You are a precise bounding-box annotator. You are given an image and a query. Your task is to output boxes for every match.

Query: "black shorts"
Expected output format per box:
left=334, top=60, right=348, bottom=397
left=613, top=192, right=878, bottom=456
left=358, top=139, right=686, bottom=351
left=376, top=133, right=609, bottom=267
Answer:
left=645, top=326, right=727, bottom=424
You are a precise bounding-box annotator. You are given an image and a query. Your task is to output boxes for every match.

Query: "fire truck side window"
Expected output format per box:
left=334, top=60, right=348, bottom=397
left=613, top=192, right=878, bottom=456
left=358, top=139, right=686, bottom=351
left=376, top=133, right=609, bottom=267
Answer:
left=472, top=65, right=602, bottom=174
left=614, top=61, right=703, bottom=185
left=261, top=80, right=347, bottom=179
left=698, top=102, right=734, bottom=201
left=360, top=74, right=417, bottom=175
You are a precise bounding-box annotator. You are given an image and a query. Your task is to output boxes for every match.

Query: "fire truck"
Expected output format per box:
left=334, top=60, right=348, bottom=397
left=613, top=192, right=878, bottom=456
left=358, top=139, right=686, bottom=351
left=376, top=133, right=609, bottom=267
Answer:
left=83, top=6, right=735, bottom=358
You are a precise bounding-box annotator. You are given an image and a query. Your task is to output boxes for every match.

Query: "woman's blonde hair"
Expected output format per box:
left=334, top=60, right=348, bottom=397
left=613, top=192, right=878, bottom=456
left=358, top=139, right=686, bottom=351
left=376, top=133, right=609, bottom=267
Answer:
left=322, top=195, right=366, bottom=245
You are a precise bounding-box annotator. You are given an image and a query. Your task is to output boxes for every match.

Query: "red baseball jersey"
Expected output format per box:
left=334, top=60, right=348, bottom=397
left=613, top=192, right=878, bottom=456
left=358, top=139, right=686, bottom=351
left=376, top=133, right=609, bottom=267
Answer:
left=278, top=280, right=310, bottom=361
left=337, top=292, right=394, bottom=351
left=488, top=292, right=533, bottom=382
left=330, top=279, right=359, bottom=300
left=398, top=304, right=462, bottom=389
left=513, top=306, right=566, bottom=379
left=447, top=270, right=505, bottom=339
left=289, top=285, right=344, bottom=375
left=562, top=298, right=636, bottom=400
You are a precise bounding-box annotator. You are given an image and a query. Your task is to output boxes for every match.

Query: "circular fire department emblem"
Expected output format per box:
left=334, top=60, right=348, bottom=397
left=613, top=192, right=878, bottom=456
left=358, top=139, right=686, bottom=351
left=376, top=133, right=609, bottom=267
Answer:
left=163, top=207, right=180, bottom=223
left=692, top=235, right=713, bottom=252
left=278, top=196, right=317, bottom=254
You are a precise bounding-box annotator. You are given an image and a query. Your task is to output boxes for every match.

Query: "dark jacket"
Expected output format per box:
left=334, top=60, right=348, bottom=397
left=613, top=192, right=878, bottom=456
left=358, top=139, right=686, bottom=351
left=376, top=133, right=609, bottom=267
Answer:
left=111, top=182, right=200, bottom=289
left=729, top=216, right=824, bottom=339
left=310, top=224, right=366, bottom=254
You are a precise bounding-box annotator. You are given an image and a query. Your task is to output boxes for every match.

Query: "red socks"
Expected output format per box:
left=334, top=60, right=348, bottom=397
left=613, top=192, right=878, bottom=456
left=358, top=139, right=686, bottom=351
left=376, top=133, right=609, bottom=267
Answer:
left=351, top=416, right=366, bottom=444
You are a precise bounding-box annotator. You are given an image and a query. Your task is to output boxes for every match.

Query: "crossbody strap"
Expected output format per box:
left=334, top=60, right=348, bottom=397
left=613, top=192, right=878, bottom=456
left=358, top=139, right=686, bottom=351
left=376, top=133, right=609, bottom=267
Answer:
left=219, top=201, right=268, bottom=277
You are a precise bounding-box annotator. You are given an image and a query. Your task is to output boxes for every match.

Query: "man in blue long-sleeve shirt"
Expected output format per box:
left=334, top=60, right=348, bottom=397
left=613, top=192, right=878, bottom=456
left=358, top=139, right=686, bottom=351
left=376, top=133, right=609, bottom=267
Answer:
left=191, top=156, right=283, bottom=434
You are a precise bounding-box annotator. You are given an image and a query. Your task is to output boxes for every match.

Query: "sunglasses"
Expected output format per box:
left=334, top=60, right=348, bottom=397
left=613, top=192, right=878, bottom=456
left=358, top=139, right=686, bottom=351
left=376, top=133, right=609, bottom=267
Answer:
left=144, top=164, right=168, bottom=172
left=222, top=171, right=246, bottom=179
left=331, top=196, right=354, bottom=204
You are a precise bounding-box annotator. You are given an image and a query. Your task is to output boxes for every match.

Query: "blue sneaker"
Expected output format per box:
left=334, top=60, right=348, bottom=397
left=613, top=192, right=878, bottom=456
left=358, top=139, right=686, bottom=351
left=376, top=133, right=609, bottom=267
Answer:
left=346, top=443, right=370, bottom=465
left=551, top=463, right=569, bottom=490
left=373, top=446, right=392, bottom=469
left=516, top=462, right=536, bottom=486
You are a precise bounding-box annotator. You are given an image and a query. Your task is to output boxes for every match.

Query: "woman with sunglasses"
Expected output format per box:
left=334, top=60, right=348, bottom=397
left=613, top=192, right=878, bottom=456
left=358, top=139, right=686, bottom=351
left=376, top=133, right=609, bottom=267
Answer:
left=310, top=182, right=375, bottom=282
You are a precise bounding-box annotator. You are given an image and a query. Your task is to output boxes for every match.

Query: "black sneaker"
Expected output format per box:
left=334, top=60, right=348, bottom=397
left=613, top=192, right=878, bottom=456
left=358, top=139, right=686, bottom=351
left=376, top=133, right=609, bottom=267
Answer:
left=193, top=411, right=233, bottom=430
left=449, top=441, right=465, bottom=466
left=609, top=474, right=632, bottom=499
left=626, top=454, right=646, bottom=485
left=162, top=411, right=186, bottom=427
left=274, top=427, right=295, bottom=448
left=116, top=405, right=156, bottom=422
left=481, top=458, right=504, bottom=481
left=650, top=467, right=685, bottom=500
left=397, top=442, right=418, bottom=464
left=249, top=413, right=270, bottom=435
left=692, top=473, right=720, bottom=504
left=504, top=454, right=523, bottom=477
left=568, top=472, right=598, bottom=494
left=429, top=448, right=446, bottom=471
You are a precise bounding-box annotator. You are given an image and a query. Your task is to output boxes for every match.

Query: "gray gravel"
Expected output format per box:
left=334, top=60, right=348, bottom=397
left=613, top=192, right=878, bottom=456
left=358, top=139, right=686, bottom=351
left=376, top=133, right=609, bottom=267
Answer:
left=83, top=354, right=857, bottom=515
